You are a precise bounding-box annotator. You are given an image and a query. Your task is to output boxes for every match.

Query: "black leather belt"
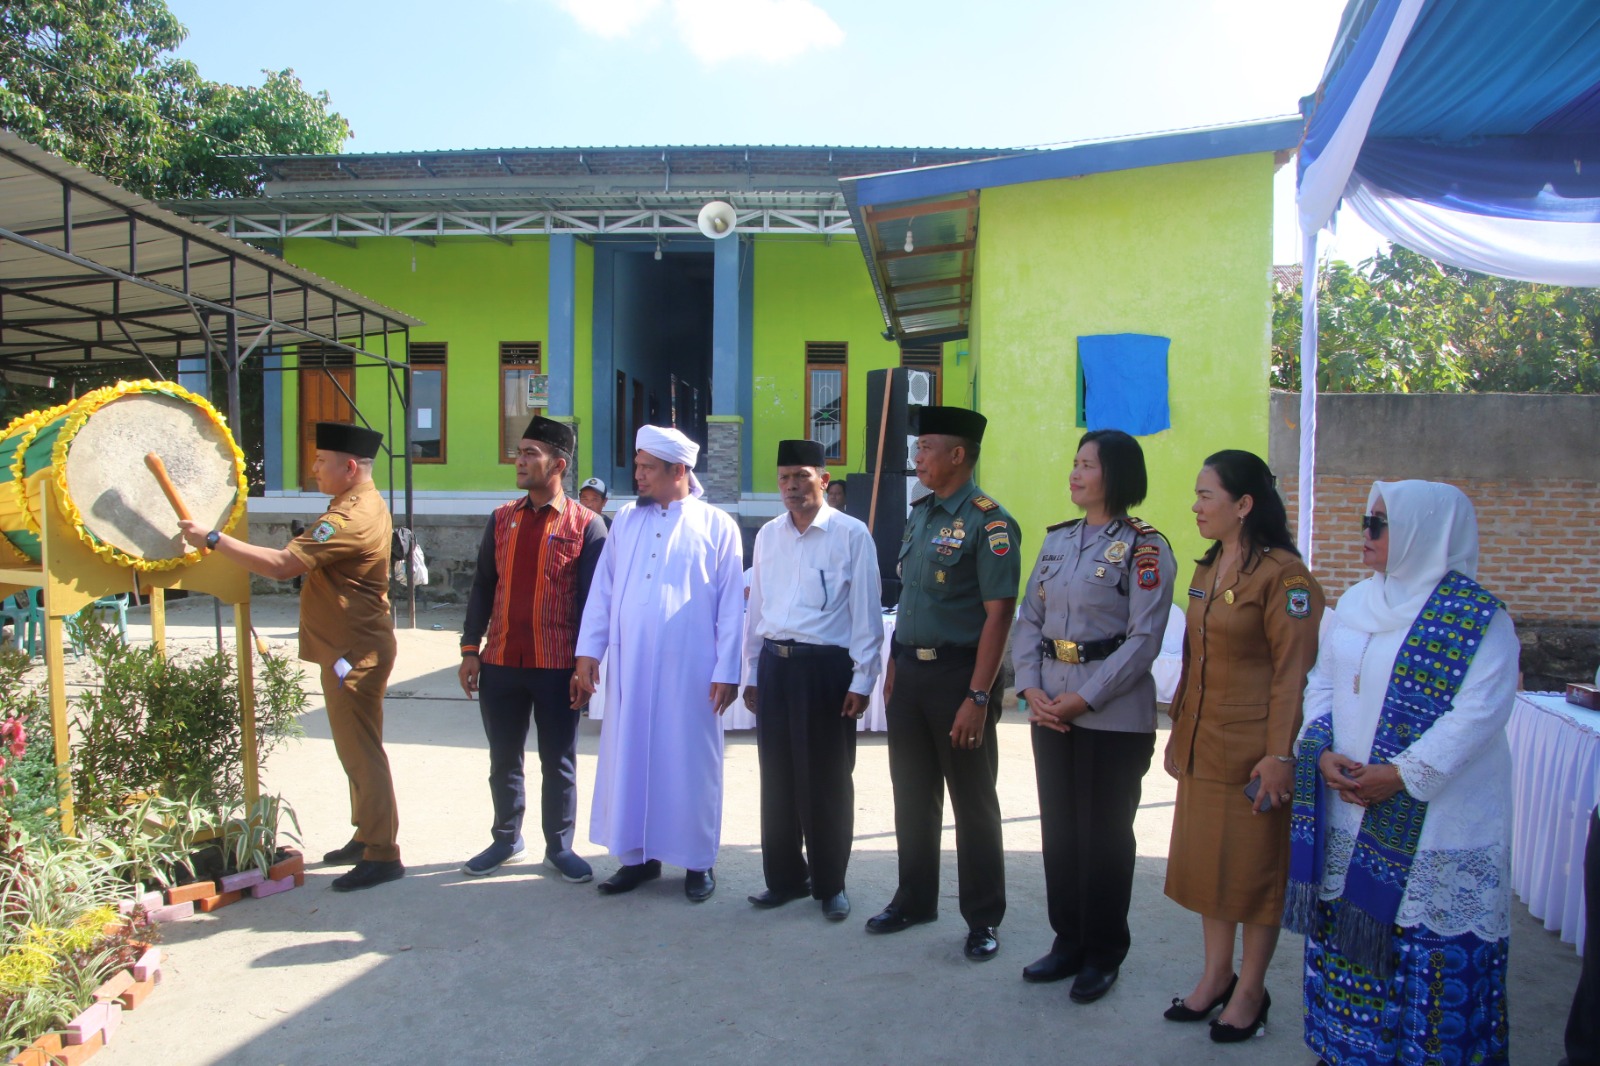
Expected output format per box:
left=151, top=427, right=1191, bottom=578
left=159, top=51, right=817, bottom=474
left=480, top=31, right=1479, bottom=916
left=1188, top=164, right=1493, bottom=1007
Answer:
left=763, top=638, right=846, bottom=659
left=893, top=641, right=978, bottom=663
left=1039, top=635, right=1125, bottom=664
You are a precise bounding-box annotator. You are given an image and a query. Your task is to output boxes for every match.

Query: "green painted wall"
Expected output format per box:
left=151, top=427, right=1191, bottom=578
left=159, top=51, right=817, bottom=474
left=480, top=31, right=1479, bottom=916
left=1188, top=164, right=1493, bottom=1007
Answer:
left=750, top=237, right=959, bottom=492
left=283, top=236, right=582, bottom=490
left=971, top=152, right=1278, bottom=584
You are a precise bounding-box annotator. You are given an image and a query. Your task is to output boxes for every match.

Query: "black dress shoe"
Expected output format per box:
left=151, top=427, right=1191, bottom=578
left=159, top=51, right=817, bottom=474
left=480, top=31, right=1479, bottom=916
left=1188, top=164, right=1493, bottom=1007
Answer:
left=748, top=883, right=810, bottom=908
left=820, top=891, right=850, bottom=921
left=1069, top=964, right=1119, bottom=1003
left=330, top=859, right=404, bottom=892
left=865, top=904, right=936, bottom=934
left=1210, top=989, right=1271, bottom=1043
left=684, top=867, right=716, bottom=902
left=963, top=927, right=999, bottom=961
left=322, top=839, right=366, bottom=865
left=1022, top=950, right=1082, bottom=983
left=597, top=859, right=662, bottom=895
left=1164, top=974, right=1238, bottom=1021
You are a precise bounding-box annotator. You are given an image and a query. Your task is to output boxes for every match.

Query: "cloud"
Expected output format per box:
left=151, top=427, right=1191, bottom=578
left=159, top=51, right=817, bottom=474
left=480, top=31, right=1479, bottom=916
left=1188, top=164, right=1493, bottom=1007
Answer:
left=554, top=0, right=844, bottom=62
left=554, top=0, right=664, bottom=38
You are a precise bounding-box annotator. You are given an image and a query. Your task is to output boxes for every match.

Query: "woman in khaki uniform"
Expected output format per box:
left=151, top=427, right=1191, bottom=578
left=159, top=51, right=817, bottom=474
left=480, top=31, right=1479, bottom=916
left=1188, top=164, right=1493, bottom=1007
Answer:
left=1162, top=450, right=1323, bottom=1042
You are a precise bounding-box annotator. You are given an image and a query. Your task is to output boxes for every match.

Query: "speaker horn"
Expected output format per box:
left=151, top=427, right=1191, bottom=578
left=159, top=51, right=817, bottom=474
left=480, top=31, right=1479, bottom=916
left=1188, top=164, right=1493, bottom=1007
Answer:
left=697, top=200, right=738, bottom=239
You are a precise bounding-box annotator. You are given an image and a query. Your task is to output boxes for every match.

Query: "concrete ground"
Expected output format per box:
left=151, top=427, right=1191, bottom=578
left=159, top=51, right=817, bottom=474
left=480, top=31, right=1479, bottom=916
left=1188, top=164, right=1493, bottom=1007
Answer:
left=70, top=595, right=1579, bottom=1066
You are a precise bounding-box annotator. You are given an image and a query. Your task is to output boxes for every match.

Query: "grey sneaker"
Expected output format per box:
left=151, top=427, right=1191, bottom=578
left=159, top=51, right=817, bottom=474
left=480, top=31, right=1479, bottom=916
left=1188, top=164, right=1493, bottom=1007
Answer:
left=461, top=838, right=526, bottom=877
left=545, top=849, right=594, bottom=883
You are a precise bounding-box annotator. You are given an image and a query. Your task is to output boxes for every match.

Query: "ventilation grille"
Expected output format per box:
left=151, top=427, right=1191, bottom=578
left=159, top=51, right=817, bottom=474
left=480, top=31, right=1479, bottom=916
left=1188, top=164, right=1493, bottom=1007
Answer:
left=806, top=341, right=848, bottom=364
left=500, top=342, right=541, bottom=366
left=409, top=342, right=447, bottom=365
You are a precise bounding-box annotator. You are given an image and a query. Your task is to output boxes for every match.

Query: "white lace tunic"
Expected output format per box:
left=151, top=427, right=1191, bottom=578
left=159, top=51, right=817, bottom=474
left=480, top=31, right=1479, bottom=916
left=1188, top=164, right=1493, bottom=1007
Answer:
left=1298, top=609, right=1519, bottom=940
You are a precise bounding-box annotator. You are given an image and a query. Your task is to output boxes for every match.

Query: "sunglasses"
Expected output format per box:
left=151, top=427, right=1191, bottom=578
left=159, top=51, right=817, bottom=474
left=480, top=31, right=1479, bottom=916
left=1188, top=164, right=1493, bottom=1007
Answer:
left=1361, top=513, right=1388, bottom=538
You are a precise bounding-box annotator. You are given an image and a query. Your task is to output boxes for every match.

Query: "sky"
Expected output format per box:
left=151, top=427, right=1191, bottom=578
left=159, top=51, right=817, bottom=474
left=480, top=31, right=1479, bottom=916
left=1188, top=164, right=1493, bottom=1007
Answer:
left=164, top=0, right=1386, bottom=265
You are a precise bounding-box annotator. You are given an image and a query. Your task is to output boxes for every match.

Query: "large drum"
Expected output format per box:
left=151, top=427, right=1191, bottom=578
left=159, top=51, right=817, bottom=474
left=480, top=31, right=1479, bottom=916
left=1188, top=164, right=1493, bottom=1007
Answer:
left=0, top=381, right=247, bottom=571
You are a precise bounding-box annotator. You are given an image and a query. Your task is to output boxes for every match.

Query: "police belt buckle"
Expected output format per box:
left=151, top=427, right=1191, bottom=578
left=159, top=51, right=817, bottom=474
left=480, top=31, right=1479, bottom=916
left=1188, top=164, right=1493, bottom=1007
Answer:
left=915, top=647, right=939, bottom=661
left=767, top=641, right=793, bottom=659
left=1052, top=639, right=1083, bottom=664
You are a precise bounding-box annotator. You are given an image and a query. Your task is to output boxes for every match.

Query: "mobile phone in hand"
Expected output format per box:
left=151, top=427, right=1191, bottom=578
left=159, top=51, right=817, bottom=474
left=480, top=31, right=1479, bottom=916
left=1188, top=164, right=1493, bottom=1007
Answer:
left=1243, top=777, right=1274, bottom=809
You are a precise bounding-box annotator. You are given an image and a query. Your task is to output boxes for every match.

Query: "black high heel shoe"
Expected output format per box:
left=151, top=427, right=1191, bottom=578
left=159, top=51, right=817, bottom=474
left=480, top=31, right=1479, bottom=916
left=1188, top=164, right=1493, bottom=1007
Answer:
left=1163, top=973, right=1238, bottom=1022
left=1209, top=989, right=1271, bottom=1043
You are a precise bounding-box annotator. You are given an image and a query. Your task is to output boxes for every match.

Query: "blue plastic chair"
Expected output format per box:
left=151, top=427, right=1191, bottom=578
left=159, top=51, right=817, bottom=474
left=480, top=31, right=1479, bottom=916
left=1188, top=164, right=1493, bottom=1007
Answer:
left=69, top=593, right=129, bottom=652
left=1, top=590, right=42, bottom=656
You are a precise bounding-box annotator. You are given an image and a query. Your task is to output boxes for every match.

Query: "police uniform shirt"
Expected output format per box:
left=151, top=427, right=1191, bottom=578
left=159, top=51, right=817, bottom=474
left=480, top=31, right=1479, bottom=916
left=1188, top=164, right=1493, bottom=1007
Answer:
left=284, top=480, right=395, bottom=667
left=895, top=480, right=1022, bottom=648
left=1012, top=517, right=1177, bottom=733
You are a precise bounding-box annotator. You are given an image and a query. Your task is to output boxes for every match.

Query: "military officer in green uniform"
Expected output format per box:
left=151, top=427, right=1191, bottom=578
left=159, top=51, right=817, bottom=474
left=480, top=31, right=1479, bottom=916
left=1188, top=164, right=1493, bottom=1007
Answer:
left=865, top=405, right=1021, bottom=962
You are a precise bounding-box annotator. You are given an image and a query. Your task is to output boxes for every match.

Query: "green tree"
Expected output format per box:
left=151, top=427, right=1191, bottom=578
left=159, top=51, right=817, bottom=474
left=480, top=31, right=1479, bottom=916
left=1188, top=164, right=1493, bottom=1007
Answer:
left=0, top=0, right=350, bottom=200
left=1273, top=246, right=1600, bottom=393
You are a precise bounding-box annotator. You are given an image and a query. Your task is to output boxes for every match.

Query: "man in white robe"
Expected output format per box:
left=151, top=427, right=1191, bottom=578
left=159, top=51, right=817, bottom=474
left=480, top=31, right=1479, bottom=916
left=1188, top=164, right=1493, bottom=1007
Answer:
left=571, top=426, right=745, bottom=902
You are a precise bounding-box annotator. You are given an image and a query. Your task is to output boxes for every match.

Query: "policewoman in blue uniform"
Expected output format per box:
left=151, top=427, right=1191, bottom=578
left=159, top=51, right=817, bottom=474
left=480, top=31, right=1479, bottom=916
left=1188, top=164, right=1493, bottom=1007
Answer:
left=867, top=405, right=1021, bottom=963
left=1011, top=429, right=1176, bottom=1003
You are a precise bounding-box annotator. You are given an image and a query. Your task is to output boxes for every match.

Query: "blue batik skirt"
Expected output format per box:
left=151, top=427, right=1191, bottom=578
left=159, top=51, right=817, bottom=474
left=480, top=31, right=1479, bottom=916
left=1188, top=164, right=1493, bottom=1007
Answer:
left=1304, top=901, right=1509, bottom=1066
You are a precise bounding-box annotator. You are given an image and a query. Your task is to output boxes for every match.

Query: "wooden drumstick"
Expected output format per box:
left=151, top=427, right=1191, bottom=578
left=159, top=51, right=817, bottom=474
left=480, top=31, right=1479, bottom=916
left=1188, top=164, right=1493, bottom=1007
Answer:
left=144, top=452, right=209, bottom=555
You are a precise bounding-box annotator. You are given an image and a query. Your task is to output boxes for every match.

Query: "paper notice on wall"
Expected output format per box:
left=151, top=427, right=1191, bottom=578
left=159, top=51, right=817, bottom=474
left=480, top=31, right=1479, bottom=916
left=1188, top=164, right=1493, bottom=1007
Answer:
left=417, top=408, right=433, bottom=430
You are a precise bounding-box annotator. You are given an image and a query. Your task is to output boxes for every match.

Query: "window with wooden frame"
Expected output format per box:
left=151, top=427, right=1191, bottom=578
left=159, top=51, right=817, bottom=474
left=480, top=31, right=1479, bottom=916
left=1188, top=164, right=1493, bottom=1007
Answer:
left=498, top=342, right=543, bottom=462
left=408, top=342, right=447, bottom=463
left=900, top=343, right=944, bottom=406
left=805, top=341, right=848, bottom=464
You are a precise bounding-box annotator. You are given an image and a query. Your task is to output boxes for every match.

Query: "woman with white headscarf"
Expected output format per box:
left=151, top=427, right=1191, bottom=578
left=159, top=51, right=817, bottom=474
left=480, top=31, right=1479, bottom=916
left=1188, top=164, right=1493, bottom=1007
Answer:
left=1286, top=481, right=1516, bottom=1066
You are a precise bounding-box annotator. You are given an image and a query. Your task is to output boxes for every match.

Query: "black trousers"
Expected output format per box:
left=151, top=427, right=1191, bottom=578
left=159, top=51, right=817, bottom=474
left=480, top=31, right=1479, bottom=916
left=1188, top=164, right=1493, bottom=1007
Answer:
left=886, top=652, right=1005, bottom=929
left=1031, top=724, right=1154, bottom=970
left=477, top=663, right=579, bottom=855
left=1567, top=805, right=1600, bottom=1066
left=755, top=644, right=857, bottom=898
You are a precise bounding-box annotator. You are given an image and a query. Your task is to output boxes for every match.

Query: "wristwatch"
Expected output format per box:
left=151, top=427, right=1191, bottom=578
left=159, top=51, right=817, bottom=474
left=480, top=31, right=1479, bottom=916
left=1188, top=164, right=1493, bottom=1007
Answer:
left=205, top=530, right=221, bottom=550
left=965, top=688, right=990, bottom=706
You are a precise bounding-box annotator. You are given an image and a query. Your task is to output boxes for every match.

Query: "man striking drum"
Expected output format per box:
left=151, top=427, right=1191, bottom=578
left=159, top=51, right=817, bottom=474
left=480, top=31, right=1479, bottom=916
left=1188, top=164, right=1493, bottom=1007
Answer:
left=179, top=421, right=404, bottom=892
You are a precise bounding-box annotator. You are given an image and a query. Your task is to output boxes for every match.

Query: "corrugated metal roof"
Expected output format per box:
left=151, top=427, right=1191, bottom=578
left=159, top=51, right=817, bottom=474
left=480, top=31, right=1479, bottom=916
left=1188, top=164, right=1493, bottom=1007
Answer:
left=0, top=130, right=422, bottom=370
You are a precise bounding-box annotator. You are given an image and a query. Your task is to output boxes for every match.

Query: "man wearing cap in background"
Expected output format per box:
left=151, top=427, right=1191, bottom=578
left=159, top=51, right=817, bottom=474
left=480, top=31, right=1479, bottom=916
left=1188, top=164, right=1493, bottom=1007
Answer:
left=866, top=405, right=1021, bottom=960
left=179, top=421, right=403, bottom=892
left=571, top=425, right=744, bottom=902
left=578, top=477, right=610, bottom=528
left=743, top=440, right=883, bottom=921
left=457, top=416, right=607, bottom=882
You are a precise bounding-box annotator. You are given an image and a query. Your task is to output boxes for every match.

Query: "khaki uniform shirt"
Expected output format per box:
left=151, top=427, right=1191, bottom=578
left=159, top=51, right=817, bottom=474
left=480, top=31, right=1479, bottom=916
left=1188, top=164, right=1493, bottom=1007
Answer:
left=1012, top=516, right=1177, bottom=733
left=284, top=480, right=395, bottom=668
left=1167, top=547, right=1324, bottom=782
left=894, top=479, right=1022, bottom=648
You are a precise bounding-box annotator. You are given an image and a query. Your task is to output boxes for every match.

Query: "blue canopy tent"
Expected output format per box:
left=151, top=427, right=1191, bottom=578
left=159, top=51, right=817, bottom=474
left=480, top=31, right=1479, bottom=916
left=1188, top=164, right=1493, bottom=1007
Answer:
left=1293, top=0, right=1600, bottom=561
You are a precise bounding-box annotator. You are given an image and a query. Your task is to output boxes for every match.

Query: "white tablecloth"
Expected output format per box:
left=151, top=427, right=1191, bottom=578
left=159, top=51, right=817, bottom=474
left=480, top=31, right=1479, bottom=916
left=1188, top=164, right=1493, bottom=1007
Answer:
left=591, top=613, right=897, bottom=733
left=1508, top=691, right=1600, bottom=954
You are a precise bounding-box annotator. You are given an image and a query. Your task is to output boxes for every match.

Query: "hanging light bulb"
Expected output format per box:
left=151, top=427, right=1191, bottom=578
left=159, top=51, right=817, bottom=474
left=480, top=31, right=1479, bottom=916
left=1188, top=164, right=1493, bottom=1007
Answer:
left=654, top=240, right=664, bottom=261
left=903, top=227, right=915, bottom=253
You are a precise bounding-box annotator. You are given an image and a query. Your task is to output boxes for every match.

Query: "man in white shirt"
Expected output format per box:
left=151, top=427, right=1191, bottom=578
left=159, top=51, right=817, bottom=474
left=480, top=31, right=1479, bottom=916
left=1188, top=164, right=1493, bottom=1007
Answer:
left=742, top=439, right=884, bottom=921
left=571, top=426, right=744, bottom=903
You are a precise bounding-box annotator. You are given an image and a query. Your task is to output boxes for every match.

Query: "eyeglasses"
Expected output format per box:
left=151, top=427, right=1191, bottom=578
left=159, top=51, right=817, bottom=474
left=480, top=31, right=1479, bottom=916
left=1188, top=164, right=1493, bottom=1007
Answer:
left=1361, top=513, right=1388, bottom=538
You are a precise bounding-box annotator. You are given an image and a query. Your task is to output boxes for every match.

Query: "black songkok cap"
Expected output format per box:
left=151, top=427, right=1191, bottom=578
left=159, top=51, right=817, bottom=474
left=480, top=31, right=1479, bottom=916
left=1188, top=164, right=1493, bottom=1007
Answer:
left=911, top=405, right=988, bottom=443
left=315, top=421, right=382, bottom=459
left=522, top=415, right=576, bottom=456
left=776, top=439, right=826, bottom=467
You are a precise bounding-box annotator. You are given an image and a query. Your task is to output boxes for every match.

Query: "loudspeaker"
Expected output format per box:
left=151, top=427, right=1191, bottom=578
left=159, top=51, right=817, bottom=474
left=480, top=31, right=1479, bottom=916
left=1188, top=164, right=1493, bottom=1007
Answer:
left=697, top=201, right=737, bottom=239
left=846, top=472, right=916, bottom=609
left=864, top=367, right=934, bottom=474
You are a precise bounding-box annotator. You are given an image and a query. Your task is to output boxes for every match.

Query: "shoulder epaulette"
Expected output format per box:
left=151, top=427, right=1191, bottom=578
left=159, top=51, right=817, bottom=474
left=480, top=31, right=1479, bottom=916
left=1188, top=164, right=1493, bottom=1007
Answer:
left=1126, top=516, right=1160, bottom=537
left=911, top=493, right=934, bottom=507
left=1045, top=517, right=1082, bottom=532
left=972, top=495, right=999, bottom=513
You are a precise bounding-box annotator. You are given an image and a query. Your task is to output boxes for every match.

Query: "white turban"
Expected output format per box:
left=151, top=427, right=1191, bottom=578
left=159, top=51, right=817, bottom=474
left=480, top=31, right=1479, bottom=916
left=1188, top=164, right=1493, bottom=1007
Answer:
left=635, top=425, right=704, bottom=498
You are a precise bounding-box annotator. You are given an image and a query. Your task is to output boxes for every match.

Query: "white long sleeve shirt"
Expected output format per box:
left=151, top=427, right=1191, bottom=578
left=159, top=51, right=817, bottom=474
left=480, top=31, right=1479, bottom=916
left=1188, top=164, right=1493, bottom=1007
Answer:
left=743, top=503, right=884, bottom=695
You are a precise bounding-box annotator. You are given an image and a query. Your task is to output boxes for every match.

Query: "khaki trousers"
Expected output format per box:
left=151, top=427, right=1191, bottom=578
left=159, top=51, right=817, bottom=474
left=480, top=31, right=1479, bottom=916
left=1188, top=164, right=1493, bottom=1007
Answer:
left=320, top=651, right=401, bottom=862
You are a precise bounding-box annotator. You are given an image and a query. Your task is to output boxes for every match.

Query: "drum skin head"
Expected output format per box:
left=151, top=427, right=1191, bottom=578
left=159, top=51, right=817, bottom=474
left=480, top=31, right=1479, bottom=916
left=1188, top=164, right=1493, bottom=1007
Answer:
left=67, top=393, right=241, bottom=562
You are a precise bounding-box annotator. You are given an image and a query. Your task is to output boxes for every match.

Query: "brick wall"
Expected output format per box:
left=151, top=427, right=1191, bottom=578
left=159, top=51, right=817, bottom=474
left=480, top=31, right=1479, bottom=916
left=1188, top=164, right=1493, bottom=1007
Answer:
left=1279, top=474, right=1600, bottom=623
left=1271, top=392, right=1600, bottom=688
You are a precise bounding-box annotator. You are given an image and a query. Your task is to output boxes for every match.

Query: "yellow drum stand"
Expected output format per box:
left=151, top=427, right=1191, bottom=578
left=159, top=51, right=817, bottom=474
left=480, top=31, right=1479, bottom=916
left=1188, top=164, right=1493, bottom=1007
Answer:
left=0, top=470, right=259, bottom=835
